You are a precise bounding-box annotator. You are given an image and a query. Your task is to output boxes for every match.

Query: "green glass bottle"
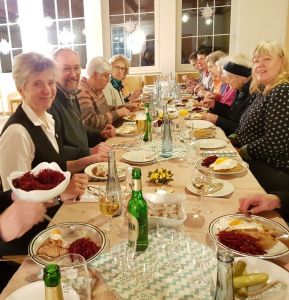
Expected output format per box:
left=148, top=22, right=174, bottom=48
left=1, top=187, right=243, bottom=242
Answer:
left=127, top=168, right=148, bottom=251
left=43, top=264, right=64, bottom=300
left=143, top=103, right=152, bottom=142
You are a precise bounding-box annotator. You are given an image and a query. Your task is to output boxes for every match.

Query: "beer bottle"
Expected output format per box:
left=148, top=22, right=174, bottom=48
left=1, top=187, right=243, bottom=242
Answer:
left=43, top=264, right=64, bottom=300
left=143, top=103, right=152, bottom=142
left=127, top=168, right=148, bottom=251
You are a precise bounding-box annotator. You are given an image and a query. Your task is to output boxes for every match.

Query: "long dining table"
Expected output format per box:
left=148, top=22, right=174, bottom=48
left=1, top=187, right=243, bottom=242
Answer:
left=1, top=115, right=289, bottom=300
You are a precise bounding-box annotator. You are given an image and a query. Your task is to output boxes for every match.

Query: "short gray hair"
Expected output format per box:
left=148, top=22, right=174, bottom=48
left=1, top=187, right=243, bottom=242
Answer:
left=51, top=47, right=79, bottom=62
left=86, top=56, right=112, bottom=78
left=12, top=52, right=56, bottom=88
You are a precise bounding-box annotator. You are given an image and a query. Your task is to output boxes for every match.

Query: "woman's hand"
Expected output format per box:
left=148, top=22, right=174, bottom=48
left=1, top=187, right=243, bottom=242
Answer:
left=202, top=112, right=218, bottom=124
left=125, top=103, right=139, bottom=112
left=201, top=98, right=216, bottom=108
left=0, top=198, right=46, bottom=241
left=100, top=124, right=116, bottom=139
left=128, top=90, right=142, bottom=102
left=60, top=173, right=88, bottom=202
left=239, top=193, right=281, bottom=214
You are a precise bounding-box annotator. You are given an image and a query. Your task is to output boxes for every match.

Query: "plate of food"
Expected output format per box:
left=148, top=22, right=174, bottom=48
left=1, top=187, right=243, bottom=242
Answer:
left=115, top=125, right=138, bottom=136
left=185, top=178, right=234, bottom=197
left=197, top=138, right=228, bottom=149
left=123, top=115, right=136, bottom=122
left=234, top=256, right=289, bottom=299
left=29, top=222, right=106, bottom=266
left=197, top=155, right=248, bottom=175
left=7, top=162, right=71, bottom=202
left=193, top=128, right=216, bottom=139
left=209, top=214, right=289, bottom=259
left=84, top=162, right=130, bottom=180
left=185, top=119, right=214, bottom=129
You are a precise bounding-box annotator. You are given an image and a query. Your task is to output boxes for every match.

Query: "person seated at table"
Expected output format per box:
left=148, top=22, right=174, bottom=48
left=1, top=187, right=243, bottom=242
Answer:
left=197, top=50, right=227, bottom=98
left=193, top=48, right=213, bottom=95
left=78, top=56, right=138, bottom=131
left=103, top=54, right=141, bottom=106
left=230, top=41, right=289, bottom=192
left=239, top=191, right=289, bottom=223
left=201, top=53, right=252, bottom=136
left=0, top=52, right=89, bottom=255
left=49, top=48, right=115, bottom=161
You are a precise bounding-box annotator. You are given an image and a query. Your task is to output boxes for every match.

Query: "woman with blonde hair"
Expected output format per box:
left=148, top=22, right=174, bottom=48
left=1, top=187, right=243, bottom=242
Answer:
left=231, top=41, right=289, bottom=192
left=103, top=54, right=141, bottom=106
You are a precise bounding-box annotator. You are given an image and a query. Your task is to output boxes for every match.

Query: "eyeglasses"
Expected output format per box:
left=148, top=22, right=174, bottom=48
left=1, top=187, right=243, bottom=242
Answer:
left=113, top=66, right=126, bottom=72
left=62, top=66, right=81, bottom=74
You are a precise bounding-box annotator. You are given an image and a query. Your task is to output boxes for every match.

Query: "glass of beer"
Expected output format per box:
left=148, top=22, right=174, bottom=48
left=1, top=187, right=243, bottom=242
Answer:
left=135, top=111, right=146, bottom=142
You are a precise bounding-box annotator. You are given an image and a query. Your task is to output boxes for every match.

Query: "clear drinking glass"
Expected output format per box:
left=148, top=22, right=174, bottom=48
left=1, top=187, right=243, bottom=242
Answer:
left=55, top=253, right=91, bottom=300
left=135, top=111, right=146, bottom=143
left=191, top=167, right=215, bottom=214
left=99, top=190, right=120, bottom=236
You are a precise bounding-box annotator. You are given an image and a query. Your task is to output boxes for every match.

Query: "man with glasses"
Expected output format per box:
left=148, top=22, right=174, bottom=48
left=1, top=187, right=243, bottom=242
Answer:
left=78, top=56, right=137, bottom=131
left=49, top=48, right=114, bottom=161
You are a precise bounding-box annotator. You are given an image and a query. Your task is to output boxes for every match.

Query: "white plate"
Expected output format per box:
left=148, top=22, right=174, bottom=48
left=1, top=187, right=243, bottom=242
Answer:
left=196, top=158, right=249, bottom=175
left=123, top=115, right=136, bottom=122
left=116, top=125, right=138, bottom=136
left=84, top=162, right=130, bottom=180
left=235, top=257, right=289, bottom=300
left=185, top=119, right=214, bottom=129
left=122, top=150, right=157, bottom=164
left=6, top=281, right=45, bottom=300
left=185, top=178, right=234, bottom=197
left=7, top=162, right=71, bottom=202
left=197, top=138, right=227, bottom=149
left=209, top=214, right=289, bottom=259
left=28, top=222, right=106, bottom=266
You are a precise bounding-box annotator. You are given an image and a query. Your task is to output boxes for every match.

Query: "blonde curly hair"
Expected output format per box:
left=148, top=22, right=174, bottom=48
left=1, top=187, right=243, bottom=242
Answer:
left=250, top=41, right=289, bottom=94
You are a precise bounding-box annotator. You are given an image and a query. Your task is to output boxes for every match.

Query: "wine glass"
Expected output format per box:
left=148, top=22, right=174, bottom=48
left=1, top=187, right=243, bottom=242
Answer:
left=191, top=167, right=215, bottom=214
left=99, top=190, right=120, bottom=236
left=55, top=253, right=91, bottom=300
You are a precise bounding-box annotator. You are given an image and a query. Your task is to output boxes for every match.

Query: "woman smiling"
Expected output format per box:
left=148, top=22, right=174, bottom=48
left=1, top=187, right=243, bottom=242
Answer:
left=231, top=41, right=289, bottom=193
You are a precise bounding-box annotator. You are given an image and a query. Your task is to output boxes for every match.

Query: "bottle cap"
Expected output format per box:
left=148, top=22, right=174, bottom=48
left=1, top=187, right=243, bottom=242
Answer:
left=132, top=167, right=141, bottom=179
left=43, top=264, right=61, bottom=287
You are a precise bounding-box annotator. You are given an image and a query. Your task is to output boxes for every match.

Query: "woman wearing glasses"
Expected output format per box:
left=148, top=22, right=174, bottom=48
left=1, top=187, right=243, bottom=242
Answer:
left=103, top=54, right=141, bottom=106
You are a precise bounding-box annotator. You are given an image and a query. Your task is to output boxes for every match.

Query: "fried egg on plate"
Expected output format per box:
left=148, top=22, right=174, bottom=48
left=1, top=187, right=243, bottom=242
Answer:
left=210, top=157, right=238, bottom=171
left=217, top=217, right=264, bottom=232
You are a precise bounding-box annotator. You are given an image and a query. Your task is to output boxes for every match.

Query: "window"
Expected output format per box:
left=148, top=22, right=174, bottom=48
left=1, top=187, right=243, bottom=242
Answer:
left=181, top=0, right=231, bottom=64
left=0, top=0, right=23, bottom=73
left=42, top=0, right=87, bottom=67
left=109, top=0, right=155, bottom=67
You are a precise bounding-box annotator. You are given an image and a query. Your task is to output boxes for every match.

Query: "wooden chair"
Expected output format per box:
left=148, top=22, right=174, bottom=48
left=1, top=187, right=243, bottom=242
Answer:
left=175, top=72, right=199, bottom=83
left=122, top=75, right=143, bottom=96
left=8, top=91, right=22, bottom=113
left=143, top=74, right=157, bottom=86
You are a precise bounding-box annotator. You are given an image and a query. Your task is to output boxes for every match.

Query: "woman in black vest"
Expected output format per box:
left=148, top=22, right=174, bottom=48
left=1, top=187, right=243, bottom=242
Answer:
left=0, top=52, right=88, bottom=255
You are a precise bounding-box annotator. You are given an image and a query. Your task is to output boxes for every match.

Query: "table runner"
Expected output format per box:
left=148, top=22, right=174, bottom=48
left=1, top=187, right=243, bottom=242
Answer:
left=91, top=230, right=216, bottom=299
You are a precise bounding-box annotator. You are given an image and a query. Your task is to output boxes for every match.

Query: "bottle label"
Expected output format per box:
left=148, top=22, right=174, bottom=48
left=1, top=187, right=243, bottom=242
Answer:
left=132, top=179, right=142, bottom=191
left=128, top=212, right=139, bottom=248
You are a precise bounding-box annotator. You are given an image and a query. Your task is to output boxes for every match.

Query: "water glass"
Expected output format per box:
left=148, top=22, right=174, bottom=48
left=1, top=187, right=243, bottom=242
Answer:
left=185, top=139, right=200, bottom=165
left=56, top=253, right=91, bottom=300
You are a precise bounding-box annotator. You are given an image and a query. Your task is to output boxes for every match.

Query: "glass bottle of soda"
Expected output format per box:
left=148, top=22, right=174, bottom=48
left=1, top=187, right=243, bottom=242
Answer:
left=143, top=103, right=152, bottom=142
left=43, top=264, right=64, bottom=300
left=127, top=167, right=148, bottom=251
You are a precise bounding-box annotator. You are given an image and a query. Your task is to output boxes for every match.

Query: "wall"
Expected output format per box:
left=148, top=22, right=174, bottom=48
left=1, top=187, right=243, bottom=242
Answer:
left=230, top=0, right=289, bottom=57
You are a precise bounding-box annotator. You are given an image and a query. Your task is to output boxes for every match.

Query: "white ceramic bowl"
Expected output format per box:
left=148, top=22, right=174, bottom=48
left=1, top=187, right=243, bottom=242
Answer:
left=7, top=162, right=71, bottom=202
left=144, top=191, right=187, bottom=228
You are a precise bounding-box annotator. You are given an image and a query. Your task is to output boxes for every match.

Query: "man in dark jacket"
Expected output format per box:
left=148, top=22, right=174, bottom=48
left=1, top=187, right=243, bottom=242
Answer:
left=49, top=48, right=115, bottom=161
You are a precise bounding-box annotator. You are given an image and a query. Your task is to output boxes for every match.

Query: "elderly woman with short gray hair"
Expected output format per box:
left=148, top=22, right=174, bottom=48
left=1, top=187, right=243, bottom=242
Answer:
left=78, top=56, right=138, bottom=131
